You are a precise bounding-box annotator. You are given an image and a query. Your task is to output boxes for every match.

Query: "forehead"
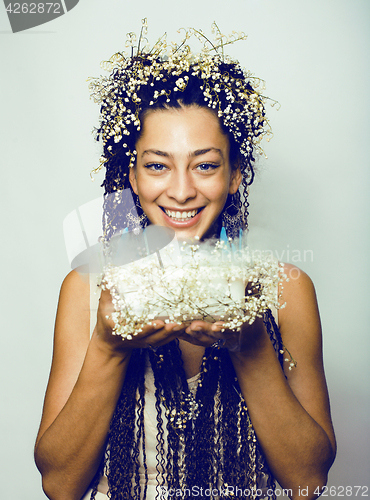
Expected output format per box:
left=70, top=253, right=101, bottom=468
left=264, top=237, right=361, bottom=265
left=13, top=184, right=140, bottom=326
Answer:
left=136, top=106, right=230, bottom=154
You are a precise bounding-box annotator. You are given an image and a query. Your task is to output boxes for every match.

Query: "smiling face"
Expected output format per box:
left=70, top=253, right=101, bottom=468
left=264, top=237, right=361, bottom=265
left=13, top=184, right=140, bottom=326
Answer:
left=129, top=106, right=241, bottom=240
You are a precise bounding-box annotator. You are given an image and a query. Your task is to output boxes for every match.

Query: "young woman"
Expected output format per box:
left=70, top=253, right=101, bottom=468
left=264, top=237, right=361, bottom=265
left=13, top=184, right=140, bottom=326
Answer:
left=34, top=25, right=336, bottom=500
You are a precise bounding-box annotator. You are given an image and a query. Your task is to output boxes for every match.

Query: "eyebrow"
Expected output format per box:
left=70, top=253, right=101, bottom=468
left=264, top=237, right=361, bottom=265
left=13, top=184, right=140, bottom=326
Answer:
left=141, top=147, right=224, bottom=160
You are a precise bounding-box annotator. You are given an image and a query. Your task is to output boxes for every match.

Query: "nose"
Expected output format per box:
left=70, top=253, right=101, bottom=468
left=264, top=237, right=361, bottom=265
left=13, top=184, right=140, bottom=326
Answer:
left=166, top=170, right=197, bottom=204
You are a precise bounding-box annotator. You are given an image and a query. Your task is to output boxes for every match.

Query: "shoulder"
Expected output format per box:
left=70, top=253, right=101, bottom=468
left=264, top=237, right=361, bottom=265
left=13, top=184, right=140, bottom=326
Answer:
left=55, top=269, right=91, bottom=366
left=278, top=263, right=320, bottom=336
left=277, top=263, right=323, bottom=377
left=59, top=268, right=90, bottom=303
left=54, top=268, right=91, bottom=355
left=280, top=263, right=317, bottom=303
left=56, top=269, right=90, bottom=326
left=277, top=263, right=326, bottom=398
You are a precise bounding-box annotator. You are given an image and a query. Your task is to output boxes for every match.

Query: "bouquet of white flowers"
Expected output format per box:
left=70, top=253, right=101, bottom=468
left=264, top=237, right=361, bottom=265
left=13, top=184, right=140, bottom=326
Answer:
left=101, top=227, right=287, bottom=341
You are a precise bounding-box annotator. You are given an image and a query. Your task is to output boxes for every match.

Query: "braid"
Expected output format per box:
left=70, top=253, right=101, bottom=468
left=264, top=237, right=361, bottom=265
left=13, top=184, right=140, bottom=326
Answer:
left=150, top=351, right=167, bottom=497
left=264, top=309, right=285, bottom=368
left=89, top=312, right=283, bottom=499
left=187, top=348, right=219, bottom=490
left=133, top=360, right=147, bottom=500
left=89, top=349, right=146, bottom=499
left=218, top=350, right=242, bottom=487
left=149, top=341, right=186, bottom=490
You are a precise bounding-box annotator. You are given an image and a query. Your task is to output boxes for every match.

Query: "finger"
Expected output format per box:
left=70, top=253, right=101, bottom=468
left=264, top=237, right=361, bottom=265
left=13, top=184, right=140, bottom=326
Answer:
left=186, top=321, right=218, bottom=335
left=179, top=332, right=216, bottom=347
left=143, top=328, right=184, bottom=349
left=142, top=321, right=184, bottom=333
left=140, top=321, right=180, bottom=337
left=186, top=320, right=207, bottom=333
left=98, top=288, right=114, bottom=307
left=110, top=321, right=185, bottom=349
left=211, top=322, right=225, bottom=332
left=184, top=328, right=220, bottom=345
left=141, top=321, right=165, bottom=335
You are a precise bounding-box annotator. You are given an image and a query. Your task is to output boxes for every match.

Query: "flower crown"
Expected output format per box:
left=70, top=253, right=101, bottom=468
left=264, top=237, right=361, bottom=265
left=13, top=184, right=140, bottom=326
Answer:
left=89, top=19, right=277, bottom=178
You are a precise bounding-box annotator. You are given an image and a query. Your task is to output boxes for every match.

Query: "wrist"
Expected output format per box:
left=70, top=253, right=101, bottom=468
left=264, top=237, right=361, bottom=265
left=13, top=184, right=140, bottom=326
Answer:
left=228, top=318, right=270, bottom=363
left=92, top=330, right=133, bottom=362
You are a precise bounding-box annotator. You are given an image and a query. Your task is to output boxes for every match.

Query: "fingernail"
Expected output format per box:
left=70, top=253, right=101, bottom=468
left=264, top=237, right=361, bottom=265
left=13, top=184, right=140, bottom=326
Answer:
left=173, top=325, right=183, bottom=331
left=191, top=326, right=202, bottom=332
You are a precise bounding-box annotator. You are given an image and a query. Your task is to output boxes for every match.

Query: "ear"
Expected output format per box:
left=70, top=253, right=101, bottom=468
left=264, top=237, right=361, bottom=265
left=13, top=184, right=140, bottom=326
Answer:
left=229, top=167, right=242, bottom=195
left=129, top=167, right=138, bottom=195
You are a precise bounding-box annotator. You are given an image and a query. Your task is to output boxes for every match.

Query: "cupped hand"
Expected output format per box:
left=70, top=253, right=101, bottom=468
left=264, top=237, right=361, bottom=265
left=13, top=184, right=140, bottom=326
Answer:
left=179, top=317, right=267, bottom=352
left=95, top=289, right=183, bottom=354
left=177, top=320, right=225, bottom=348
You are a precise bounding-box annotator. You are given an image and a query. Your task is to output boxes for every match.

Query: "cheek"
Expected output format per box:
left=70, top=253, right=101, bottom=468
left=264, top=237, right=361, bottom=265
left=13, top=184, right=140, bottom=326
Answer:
left=135, top=173, right=164, bottom=202
left=207, top=174, right=232, bottom=203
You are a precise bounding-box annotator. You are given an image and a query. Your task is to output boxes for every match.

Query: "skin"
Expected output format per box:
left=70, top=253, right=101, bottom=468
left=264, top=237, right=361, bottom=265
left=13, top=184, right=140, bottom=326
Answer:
left=129, top=106, right=241, bottom=241
left=34, top=106, right=336, bottom=500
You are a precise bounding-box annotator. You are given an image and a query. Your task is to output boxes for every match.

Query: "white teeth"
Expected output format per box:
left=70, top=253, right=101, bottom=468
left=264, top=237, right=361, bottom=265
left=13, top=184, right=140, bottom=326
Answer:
left=165, top=209, right=198, bottom=220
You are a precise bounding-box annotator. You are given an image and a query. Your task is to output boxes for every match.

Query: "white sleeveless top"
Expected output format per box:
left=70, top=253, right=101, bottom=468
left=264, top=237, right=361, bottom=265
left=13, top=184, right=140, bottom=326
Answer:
left=83, top=274, right=277, bottom=499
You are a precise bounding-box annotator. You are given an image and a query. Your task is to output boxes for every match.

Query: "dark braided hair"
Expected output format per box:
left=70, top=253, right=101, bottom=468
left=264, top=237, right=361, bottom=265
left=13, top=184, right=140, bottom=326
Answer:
left=89, top=312, right=282, bottom=499
left=90, top=53, right=269, bottom=240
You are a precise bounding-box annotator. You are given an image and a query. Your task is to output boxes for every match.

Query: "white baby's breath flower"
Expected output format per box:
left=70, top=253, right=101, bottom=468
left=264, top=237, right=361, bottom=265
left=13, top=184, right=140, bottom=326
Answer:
left=101, top=237, right=285, bottom=340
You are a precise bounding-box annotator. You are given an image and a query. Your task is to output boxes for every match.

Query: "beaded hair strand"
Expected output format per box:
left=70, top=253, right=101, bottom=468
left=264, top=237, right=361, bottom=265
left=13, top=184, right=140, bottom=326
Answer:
left=88, top=315, right=283, bottom=499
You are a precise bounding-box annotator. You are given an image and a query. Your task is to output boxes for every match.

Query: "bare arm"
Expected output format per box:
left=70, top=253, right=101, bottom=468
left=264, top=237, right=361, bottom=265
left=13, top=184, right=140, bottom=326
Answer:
left=182, top=264, right=336, bottom=500
left=34, top=271, right=132, bottom=500
left=35, top=271, right=180, bottom=500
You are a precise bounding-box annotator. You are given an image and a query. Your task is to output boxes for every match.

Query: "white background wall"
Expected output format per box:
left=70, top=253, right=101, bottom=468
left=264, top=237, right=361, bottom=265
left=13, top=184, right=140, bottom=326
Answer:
left=0, top=0, right=369, bottom=498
